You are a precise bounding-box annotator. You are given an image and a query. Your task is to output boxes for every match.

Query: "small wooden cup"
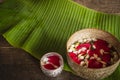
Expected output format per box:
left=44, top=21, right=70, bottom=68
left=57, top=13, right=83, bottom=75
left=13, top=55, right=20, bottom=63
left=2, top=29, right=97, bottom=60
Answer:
left=67, top=29, right=120, bottom=80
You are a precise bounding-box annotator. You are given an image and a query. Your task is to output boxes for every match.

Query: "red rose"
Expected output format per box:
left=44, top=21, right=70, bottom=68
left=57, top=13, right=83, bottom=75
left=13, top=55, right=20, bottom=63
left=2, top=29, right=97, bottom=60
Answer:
left=48, top=55, right=60, bottom=67
left=88, top=59, right=103, bottom=68
left=43, top=64, right=56, bottom=70
left=76, top=43, right=91, bottom=50
left=101, top=54, right=111, bottom=63
left=94, top=39, right=110, bottom=52
left=88, top=49, right=98, bottom=56
left=69, top=52, right=81, bottom=64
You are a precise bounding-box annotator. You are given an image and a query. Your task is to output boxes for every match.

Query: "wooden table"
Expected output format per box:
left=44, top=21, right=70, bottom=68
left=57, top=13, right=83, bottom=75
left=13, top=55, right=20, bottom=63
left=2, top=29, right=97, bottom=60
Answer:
left=0, top=0, right=120, bottom=80
left=0, top=35, right=86, bottom=80
left=74, top=0, right=120, bottom=14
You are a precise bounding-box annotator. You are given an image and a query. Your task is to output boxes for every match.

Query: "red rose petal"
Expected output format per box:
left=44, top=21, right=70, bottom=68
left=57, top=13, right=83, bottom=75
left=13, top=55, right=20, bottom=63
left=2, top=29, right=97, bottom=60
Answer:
left=94, top=39, right=108, bottom=46
left=88, top=59, right=103, bottom=68
left=94, top=39, right=110, bottom=52
left=102, top=54, right=111, bottom=63
left=69, top=52, right=77, bottom=58
left=102, top=46, right=110, bottom=52
left=73, top=57, right=81, bottom=64
left=76, top=43, right=91, bottom=50
left=43, top=64, right=56, bottom=70
left=48, top=55, right=60, bottom=67
left=88, top=49, right=101, bottom=57
left=69, top=52, right=81, bottom=64
left=88, top=49, right=95, bottom=56
left=80, top=51, right=87, bottom=55
left=96, top=45, right=110, bottom=52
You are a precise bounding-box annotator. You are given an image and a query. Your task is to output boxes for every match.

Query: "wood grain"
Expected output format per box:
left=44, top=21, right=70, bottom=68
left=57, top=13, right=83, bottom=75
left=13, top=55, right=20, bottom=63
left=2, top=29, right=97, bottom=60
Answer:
left=74, top=0, right=120, bottom=14
left=0, top=35, right=85, bottom=80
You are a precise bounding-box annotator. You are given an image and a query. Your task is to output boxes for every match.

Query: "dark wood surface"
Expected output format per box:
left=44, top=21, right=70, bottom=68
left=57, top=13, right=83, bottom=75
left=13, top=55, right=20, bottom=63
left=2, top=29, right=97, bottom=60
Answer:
left=0, top=0, right=120, bottom=80
left=74, top=0, right=120, bottom=14
left=0, top=36, right=86, bottom=80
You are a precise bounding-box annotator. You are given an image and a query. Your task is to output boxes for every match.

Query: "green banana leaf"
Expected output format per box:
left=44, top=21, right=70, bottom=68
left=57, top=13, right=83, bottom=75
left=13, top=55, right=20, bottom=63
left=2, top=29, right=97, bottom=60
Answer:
left=0, top=0, right=120, bottom=80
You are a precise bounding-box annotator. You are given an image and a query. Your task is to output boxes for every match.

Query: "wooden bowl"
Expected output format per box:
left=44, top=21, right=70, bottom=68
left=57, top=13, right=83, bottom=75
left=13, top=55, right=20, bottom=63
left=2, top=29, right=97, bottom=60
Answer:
left=66, top=28, right=120, bottom=80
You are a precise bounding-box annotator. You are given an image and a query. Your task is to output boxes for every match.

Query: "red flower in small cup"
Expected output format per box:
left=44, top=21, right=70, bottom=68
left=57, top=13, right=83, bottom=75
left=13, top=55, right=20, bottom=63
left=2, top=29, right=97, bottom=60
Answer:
left=43, top=55, right=60, bottom=70
left=40, top=52, right=64, bottom=77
